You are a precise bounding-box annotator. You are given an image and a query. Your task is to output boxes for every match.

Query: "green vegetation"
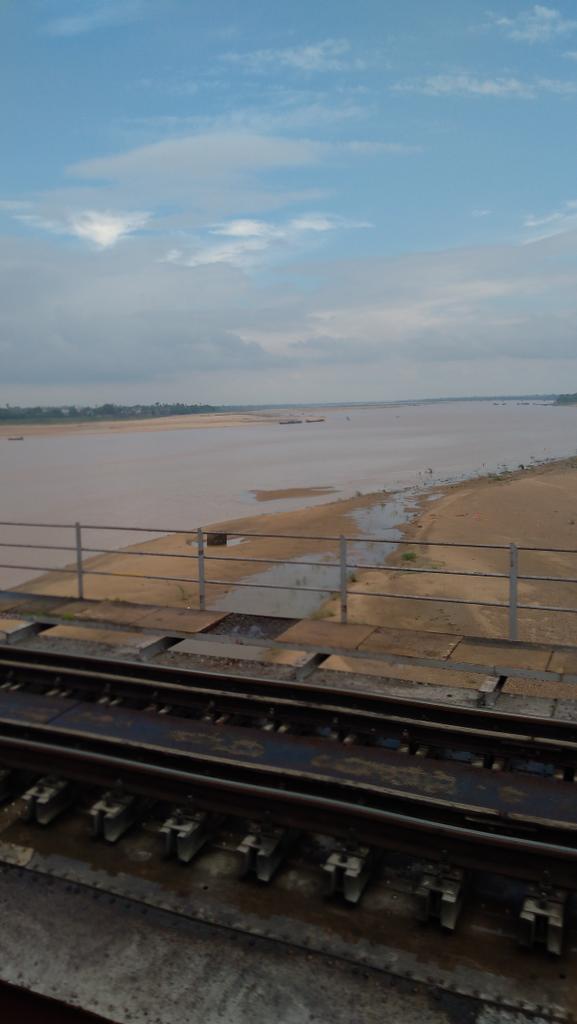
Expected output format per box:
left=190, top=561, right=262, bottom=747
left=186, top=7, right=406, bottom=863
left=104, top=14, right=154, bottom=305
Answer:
left=555, top=394, right=577, bottom=406
left=401, top=551, right=417, bottom=562
left=0, top=402, right=217, bottom=424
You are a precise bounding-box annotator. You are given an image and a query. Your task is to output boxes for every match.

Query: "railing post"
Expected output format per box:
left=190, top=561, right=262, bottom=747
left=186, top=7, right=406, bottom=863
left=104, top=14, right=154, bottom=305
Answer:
left=197, top=528, right=206, bottom=610
left=508, top=542, right=518, bottom=642
left=75, top=522, right=84, bottom=600
left=339, top=535, right=348, bottom=624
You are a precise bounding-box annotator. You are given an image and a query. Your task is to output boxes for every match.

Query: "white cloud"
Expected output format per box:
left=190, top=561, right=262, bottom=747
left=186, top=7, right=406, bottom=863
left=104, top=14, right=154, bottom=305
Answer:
left=0, top=126, right=412, bottom=265
left=392, top=73, right=577, bottom=98
left=489, top=5, right=577, bottom=44
left=45, top=0, right=146, bottom=37
left=70, top=132, right=326, bottom=183
left=164, top=237, right=270, bottom=269
left=211, top=219, right=278, bottom=239
left=472, top=209, right=491, bottom=217
left=58, top=130, right=418, bottom=225
left=223, top=38, right=365, bottom=73
left=394, top=74, right=534, bottom=98
left=15, top=208, right=150, bottom=248
left=162, top=214, right=371, bottom=269
left=564, top=50, right=577, bottom=59
left=136, top=100, right=371, bottom=136
left=68, top=210, right=150, bottom=247
left=523, top=199, right=577, bottom=240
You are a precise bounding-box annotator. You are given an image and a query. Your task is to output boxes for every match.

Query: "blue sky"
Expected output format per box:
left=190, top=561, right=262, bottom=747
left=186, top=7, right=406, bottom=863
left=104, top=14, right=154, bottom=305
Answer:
left=1, top=1, right=577, bottom=403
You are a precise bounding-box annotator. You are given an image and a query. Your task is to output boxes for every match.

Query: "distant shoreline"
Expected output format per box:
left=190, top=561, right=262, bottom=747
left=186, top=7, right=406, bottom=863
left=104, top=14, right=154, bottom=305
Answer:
left=0, top=396, right=564, bottom=439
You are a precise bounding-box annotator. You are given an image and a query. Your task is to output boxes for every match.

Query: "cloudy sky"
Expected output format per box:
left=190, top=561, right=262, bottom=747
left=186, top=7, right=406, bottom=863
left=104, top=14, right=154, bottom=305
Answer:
left=1, top=1, right=577, bottom=405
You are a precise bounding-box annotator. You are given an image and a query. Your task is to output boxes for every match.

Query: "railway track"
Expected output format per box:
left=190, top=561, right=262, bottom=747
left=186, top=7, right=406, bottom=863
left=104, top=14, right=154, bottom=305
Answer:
left=1, top=644, right=576, bottom=770
left=0, top=646, right=577, bottom=898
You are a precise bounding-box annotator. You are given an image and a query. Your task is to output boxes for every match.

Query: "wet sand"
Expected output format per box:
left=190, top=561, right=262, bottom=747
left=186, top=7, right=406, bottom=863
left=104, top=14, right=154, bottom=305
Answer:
left=250, top=486, right=336, bottom=502
left=13, top=453, right=577, bottom=647
left=320, top=456, right=577, bottom=645
left=21, top=492, right=382, bottom=607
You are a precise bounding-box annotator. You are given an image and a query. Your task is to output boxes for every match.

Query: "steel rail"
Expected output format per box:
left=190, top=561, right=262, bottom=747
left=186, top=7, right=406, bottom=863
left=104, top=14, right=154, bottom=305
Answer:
left=1, top=714, right=577, bottom=886
left=2, top=646, right=577, bottom=764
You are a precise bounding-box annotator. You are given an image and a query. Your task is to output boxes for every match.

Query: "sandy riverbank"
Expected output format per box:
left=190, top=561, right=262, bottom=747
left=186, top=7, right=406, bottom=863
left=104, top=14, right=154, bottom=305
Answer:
left=250, top=486, right=337, bottom=502
left=20, top=491, right=384, bottom=607
left=16, top=454, right=577, bottom=644
left=0, top=411, right=276, bottom=439
left=319, top=456, right=577, bottom=645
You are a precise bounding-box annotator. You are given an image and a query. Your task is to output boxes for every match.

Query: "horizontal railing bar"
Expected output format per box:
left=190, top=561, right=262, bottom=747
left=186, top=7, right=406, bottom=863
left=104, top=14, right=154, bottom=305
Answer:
left=203, top=578, right=334, bottom=594
left=219, top=531, right=511, bottom=550
left=203, top=554, right=334, bottom=569
left=2, top=542, right=575, bottom=585
left=207, top=556, right=511, bottom=581
left=517, top=573, right=577, bottom=585
left=345, top=562, right=509, bottom=580
left=81, top=546, right=197, bottom=560
left=0, top=521, right=76, bottom=530
left=518, top=545, right=577, bottom=555
left=1, top=565, right=576, bottom=612
left=80, top=524, right=192, bottom=535
left=0, top=542, right=77, bottom=553
left=0, top=543, right=198, bottom=561
left=517, top=602, right=577, bottom=615
left=0, top=521, right=185, bottom=535
left=0, top=542, right=509, bottom=579
left=0, top=563, right=76, bottom=575
left=346, top=589, right=508, bottom=609
left=0, top=521, right=523, bottom=551
left=79, top=570, right=200, bottom=584
left=0, top=564, right=198, bottom=584
left=3, top=519, right=577, bottom=556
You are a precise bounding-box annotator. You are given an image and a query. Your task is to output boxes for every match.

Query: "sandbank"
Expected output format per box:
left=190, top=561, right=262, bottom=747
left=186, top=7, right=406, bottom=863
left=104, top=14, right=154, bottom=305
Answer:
left=319, top=456, right=577, bottom=645
left=0, top=411, right=275, bottom=439
left=20, top=491, right=383, bottom=607
left=250, top=487, right=336, bottom=502
left=14, top=454, right=577, bottom=648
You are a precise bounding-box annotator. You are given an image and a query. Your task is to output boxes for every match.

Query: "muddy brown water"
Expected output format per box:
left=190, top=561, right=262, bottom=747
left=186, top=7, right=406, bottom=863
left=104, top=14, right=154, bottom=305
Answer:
left=1, top=401, right=575, bottom=592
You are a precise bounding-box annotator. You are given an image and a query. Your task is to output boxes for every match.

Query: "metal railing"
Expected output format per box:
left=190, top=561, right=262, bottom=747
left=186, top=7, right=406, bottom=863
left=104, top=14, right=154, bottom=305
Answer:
left=0, top=519, right=577, bottom=641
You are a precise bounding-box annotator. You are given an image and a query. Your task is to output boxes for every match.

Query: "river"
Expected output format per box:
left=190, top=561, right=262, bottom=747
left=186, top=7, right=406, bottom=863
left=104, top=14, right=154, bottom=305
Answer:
left=0, top=400, right=575, bottom=590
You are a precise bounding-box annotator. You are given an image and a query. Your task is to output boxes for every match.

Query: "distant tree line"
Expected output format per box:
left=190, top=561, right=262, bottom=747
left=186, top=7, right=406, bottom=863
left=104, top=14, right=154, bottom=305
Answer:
left=554, top=394, right=577, bottom=405
left=0, top=402, right=217, bottom=423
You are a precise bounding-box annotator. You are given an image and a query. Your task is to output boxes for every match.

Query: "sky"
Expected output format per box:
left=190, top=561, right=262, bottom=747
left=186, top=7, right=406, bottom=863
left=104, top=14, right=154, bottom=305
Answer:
left=1, top=1, right=577, bottom=405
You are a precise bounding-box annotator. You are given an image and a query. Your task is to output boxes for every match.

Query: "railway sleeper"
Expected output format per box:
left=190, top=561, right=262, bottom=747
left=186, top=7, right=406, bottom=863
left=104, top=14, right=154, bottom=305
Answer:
left=322, top=840, right=382, bottom=904
left=20, top=775, right=75, bottom=826
left=518, top=883, right=567, bottom=956
left=161, top=809, right=223, bottom=863
left=238, top=821, right=300, bottom=882
left=89, top=790, right=144, bottom=843
left=416, top=864, right=467, bottom=932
